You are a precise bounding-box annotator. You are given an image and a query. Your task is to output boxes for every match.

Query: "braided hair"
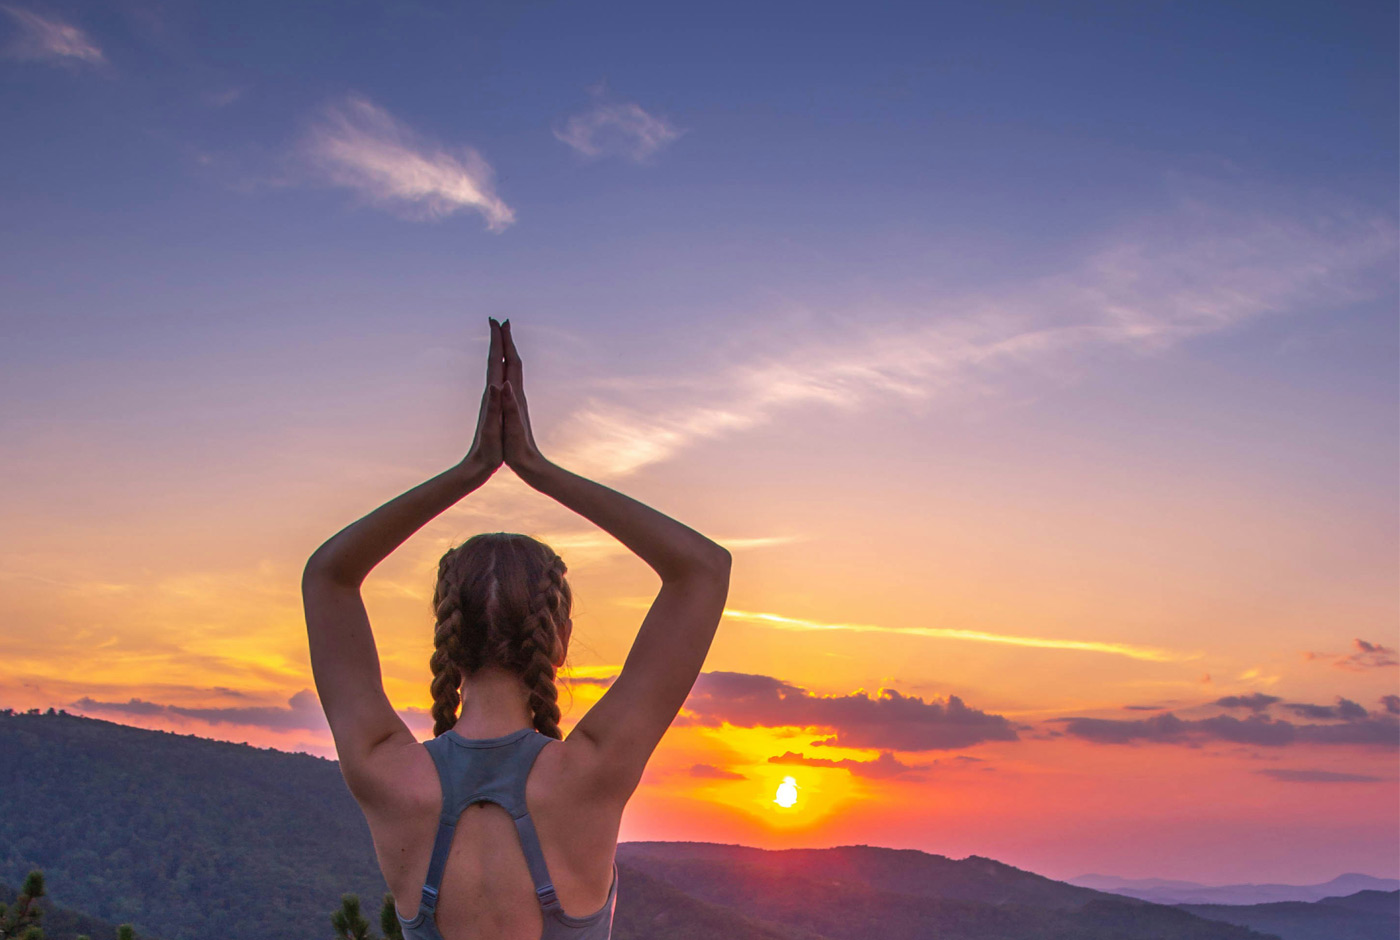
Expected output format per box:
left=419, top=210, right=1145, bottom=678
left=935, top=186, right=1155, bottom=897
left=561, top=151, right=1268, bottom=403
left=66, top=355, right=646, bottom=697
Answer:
left=429, top=533, right=571, bottom=739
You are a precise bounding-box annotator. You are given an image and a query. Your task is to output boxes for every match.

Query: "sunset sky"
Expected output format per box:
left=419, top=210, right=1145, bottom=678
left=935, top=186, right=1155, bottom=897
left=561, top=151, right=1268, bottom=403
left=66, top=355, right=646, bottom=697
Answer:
left=2, top=1, right=1397, bottom=887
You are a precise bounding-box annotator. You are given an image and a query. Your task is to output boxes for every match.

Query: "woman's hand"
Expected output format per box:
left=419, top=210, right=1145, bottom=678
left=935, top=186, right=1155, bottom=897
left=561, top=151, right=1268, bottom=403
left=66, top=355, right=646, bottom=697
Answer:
left=499, top=321, right=547, bottom=477
left=462, top=318, right=506, bottom=475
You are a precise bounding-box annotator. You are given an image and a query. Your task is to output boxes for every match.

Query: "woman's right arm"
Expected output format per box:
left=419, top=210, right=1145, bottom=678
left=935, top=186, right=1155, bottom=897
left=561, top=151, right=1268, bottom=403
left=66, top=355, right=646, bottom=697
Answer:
left=499, top=324, right=730, bottom=803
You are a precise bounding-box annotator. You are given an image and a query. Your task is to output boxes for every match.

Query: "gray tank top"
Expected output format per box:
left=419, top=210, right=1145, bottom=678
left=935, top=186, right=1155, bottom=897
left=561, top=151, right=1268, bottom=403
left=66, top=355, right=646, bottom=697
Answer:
left=396, top=727, right=618, bottom=940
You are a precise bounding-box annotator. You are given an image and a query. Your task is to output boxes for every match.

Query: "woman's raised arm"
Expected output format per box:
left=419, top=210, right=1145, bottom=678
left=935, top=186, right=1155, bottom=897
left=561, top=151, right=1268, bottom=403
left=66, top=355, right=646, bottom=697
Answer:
left=498, top=323, right=731, bottom=804
left=302, top=319, right=506, bottom=796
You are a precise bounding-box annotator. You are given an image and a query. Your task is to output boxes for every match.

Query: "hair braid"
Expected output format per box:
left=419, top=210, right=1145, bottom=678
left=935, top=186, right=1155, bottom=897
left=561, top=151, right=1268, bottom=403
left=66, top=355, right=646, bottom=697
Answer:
left=517, top=554, right=567, bottom=740
left=429, top=553, right=465, bottom=737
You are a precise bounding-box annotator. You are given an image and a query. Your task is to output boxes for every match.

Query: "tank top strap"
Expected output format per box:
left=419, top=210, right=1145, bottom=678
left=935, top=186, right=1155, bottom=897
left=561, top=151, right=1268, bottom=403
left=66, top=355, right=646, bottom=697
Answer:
left=415, top=729, right=559, bottom=914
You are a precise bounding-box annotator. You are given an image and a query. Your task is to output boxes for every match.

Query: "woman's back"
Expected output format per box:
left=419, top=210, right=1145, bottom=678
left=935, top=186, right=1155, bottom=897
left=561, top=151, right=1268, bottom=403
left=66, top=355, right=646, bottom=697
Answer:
left=366, top=727, right=623, bottom=940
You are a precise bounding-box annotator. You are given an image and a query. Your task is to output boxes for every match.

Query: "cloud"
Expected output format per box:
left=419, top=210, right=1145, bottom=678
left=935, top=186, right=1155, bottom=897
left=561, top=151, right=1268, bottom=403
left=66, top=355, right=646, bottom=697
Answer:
left=304, top=94, right=514, bottom=229
left=550, top=197, right=1396, bottom=478
left=2, top=6, right=104, bottom=65
left=719, top=607, right=1187, bottom=663
left=72, top=690, right=329, bottom=733
left=689, top=763, right=747, bottom=780
left=678, top=671, right=1018, bottom=751
left=1214, top=693, right=1280, bottom=712
left=1382, top=695, right=1400, bottom=715
left=1282, top=697, right=1369, bottom=721
left=768, top=749, right=925, bottom=779
left=1305, top=638, right=1400, bottom=671
left=1055, top=706, right=1399, bottom=749
left=1340, top=639, right=1399, bottom=670
left=1255, top=769, right=1383, bottom=783
left=554, top=89, right=682, bottom=162
left=561, top=674, right=615, bottom=687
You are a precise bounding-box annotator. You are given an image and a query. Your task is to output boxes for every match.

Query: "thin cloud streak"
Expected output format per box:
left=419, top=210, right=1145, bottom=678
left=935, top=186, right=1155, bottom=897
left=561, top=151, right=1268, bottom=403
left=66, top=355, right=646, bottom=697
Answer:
left=721, top=607, right=1189, bottom=663
left=554, top=91, right=683, bottom=162
left=554, top=200, right=1397, bottom=478
left=304, top=94, right=514, bottom=229
left=2, top=6, right=104, bottom=65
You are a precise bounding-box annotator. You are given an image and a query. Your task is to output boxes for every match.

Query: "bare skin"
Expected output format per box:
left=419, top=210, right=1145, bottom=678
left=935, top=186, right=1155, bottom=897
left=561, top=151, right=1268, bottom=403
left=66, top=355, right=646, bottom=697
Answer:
left=302, top=319, right=731, bottom=939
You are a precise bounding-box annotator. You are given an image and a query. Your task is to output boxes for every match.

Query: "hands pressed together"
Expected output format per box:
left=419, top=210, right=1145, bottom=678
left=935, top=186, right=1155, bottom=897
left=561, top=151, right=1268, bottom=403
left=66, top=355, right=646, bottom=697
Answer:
left=464, top=317, right=546, bottom=478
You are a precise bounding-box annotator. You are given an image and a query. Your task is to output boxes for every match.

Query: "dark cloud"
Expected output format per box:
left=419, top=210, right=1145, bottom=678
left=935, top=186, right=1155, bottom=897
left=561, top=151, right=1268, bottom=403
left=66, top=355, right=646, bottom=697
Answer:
left=688, top=763, right=746, bottom=780
left=1285, top=702, right=1341, bottom=720
left=1295, top=717, right=1400, bottom=747
left=73, top=690, right=328, bottom=733
left=1214, top=693, right=1280, bottom=712
left=1123, top=704, right=1169, bottom=711
left=1283, top=697, right=1372, bottom=721
left=1056, top=708, right=1399, bottom=750
left=1382, top=695, right=1400, bottom=715
left=71, top=697, right=167, bottom=717
left=679, top=671, right=1018, bottom=751
left=1330, top=639, right=1398, bottom=671
left=1337, top=698, right=1368, bottom=719
left=1255, top=769, right=1383, bottom=783
left=768, top=750, right=922, bottom=779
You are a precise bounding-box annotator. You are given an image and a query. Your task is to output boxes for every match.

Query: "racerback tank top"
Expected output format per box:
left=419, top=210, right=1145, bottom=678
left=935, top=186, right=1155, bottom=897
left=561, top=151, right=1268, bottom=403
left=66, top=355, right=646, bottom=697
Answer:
left=396, top=726, right=618, bottom=940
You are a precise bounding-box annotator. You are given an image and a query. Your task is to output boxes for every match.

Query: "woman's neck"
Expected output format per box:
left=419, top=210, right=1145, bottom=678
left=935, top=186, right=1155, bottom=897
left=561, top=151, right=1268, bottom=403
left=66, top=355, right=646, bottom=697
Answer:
left=453, top=664, right=533, bottom=738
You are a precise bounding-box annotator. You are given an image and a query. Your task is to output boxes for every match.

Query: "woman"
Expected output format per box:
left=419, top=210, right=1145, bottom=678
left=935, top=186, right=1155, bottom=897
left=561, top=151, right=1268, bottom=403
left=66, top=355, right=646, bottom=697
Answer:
left=302, top=319, right=731, bottom=940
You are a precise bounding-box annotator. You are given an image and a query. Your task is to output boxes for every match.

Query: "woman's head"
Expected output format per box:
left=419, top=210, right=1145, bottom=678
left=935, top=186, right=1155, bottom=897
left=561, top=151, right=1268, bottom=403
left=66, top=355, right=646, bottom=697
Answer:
left=429, top=532, right=572, bottom=739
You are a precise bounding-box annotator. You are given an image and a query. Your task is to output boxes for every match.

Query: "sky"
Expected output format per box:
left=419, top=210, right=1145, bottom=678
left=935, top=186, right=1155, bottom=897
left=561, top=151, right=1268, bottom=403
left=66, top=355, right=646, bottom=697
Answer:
left=1, top=0, right=1397, bottom=886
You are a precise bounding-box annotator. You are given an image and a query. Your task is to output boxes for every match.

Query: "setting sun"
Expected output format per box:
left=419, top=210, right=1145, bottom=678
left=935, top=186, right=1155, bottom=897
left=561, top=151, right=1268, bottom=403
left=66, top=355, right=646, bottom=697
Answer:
left=774, top=776, right=799, bottom=808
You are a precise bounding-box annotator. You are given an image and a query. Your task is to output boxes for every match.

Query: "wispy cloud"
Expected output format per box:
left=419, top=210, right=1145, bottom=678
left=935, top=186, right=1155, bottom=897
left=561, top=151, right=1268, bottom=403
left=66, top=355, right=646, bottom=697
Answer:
left=554, top=87, right=683, bottom=162
left=72, top=690, right=329, bottom=733
left=1214, top=693, right=1281, bottom=712
left=2, top=6, right=103, bottom=65
left=769, top=749, right=927, bottom=779
left=720, top=607, right=1189, bottom=663
left=1255, top=768, right=1383, bottom=783
left=540, top=530, right=800, bottom=560
left=552, top=199, right=1396, bottom=478
left=689, top=762, right=747, bottom=780
left=1054, top=706, right=1400, bottom=748
left=304, top=94, right=514, bottom=229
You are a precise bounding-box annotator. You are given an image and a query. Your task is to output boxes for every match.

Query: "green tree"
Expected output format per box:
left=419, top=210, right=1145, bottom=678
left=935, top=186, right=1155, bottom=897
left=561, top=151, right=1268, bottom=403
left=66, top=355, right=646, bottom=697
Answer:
left=331, top=894, right=403, bottom=940
left=331, top=894, right=371, bottom=940
left=379, top=895, right=403, bottom=940
left=0, top=869, right=45, bottom=940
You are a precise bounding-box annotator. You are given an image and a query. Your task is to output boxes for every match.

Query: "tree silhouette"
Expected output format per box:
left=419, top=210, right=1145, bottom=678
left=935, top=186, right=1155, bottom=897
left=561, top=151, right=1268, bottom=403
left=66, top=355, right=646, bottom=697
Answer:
left=331, top=894, right=403, bottom=940
left=379, top=895, right=404, bottom=940
left=0, top=869, right=45, bottom=939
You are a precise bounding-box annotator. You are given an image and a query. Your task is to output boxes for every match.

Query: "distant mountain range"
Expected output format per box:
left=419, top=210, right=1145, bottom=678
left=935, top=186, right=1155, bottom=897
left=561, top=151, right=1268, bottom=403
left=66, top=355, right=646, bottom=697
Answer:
left=1178, top=889, right=1399, bottom=940
left=1, top=709, right=1393, bottom=940
left=1072, top=872, right=1400, bottom=906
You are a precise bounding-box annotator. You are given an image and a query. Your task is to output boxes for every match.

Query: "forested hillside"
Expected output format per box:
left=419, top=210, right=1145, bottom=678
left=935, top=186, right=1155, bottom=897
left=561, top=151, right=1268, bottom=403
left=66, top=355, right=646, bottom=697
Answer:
left=1, top=710, right=1280, bottom=940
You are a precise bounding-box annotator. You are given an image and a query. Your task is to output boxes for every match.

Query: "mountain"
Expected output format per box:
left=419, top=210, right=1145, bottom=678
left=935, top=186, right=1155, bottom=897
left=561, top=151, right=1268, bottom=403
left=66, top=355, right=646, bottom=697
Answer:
left=1072, top=872, right=1400, bottom=905
left=618, top=843, right=1271, bottom=940
left=2, top=709, right=1276, bottom=940
left=1176, top=890, right=1399, bottom=940
left=0, top=709, right=386, bottom=940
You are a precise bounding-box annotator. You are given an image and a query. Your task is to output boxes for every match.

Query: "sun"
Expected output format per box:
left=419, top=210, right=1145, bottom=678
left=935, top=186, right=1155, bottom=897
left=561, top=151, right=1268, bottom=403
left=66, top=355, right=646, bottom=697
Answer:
left=773, top=775, right=799, bottom=808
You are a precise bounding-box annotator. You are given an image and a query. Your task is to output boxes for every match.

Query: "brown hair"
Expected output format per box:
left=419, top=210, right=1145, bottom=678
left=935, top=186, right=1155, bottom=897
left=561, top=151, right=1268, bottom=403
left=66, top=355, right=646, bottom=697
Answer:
left=429, top=532, right=571, bottom=739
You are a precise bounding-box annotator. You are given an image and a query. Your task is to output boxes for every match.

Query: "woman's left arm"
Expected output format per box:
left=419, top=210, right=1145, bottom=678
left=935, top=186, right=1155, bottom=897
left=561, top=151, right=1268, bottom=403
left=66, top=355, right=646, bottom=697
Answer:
left=302, top=319, right=506, bottom=795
